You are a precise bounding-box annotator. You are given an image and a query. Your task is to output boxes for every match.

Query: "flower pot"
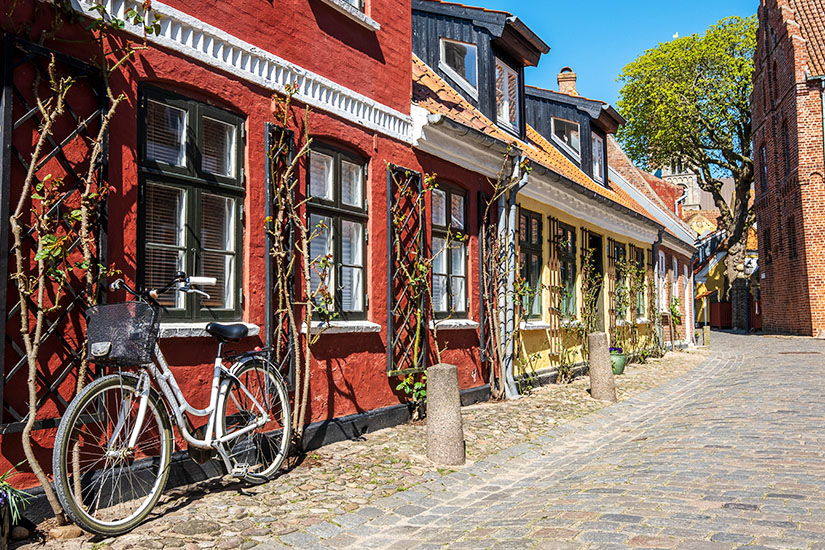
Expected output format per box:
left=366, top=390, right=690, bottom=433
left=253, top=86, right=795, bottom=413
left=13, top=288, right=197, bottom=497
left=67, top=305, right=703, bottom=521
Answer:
left=610, top=352, right=627, bottom=375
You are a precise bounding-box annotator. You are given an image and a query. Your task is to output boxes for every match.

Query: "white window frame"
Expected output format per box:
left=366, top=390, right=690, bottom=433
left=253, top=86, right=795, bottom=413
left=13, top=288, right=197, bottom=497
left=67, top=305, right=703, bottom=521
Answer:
left=551, top=117, right=581, bottom=160
left=592, top=133, right=605, bottom=183
left=439, top=38, right=479, bottom=100
left=495, top=59, right=519, bottom=132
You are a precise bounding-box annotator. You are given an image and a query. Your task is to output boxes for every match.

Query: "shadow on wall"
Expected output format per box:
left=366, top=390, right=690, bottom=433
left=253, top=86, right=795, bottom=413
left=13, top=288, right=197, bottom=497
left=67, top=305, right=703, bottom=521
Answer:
left=307, top=0, right=386, bottom=65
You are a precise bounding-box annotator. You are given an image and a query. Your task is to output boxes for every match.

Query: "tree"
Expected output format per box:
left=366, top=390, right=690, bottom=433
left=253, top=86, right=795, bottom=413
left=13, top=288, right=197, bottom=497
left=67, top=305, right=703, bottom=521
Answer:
left=617, top=15, right=757, bottom=329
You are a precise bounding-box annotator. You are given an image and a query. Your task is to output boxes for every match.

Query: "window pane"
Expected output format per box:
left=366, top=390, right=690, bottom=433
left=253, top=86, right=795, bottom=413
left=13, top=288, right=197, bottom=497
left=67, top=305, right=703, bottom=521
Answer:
left=145, top=183, right=185, bottom=309
left=199, top=193, right=235, bottom=309
left=592, top=135, right=604, bottom=181
left=508, top=71, right=518, bottom=125
left=342, top=0, right=363, bottom=11
left=341, top=160, right=363, bottom=208
left=201, top=194, right=234, bottom=251
left=531, top=217, right=539, bottom=245
left=146, top=100, right=186, bottom=167
left=146, top=99, right=186, bottom=166
left=531, top=255, right=541, bottom=316
left=554, top=119, right=580, bottom=154
left=495, top=64, right=506, bottom=121
left=341, top=220, right=362, bottom=266
left=341, top=267, right=363, bottom=312
left=432, top=237, right=447, bottom=274
left=200, top=251, right=234, bottom=309
left=441, top=39, right=477, bottom=88
left=432, top=189, right=446, bottom=226
left=309, top=151, right=334, bottom=201
left=451, top=242, right=466, bottom=276
left=309, top=214, right=334, bottom=310
left=433, top=274, right=448, bottom=312
left=146, top=184, right=185, bottom=247
left=519, top=214, right=527, bottom=238
left=201, top=116, right=235, bottom=176
left=450, top=194, right=464, bottom=230
left=451, top=276, right=466, bottom=312
left=145, top=248, right=184, bottom=308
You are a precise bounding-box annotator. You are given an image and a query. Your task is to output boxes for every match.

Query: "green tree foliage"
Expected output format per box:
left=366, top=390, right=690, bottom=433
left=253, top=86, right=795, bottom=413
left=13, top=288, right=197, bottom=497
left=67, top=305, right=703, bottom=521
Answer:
left=617, top=15, right=757, bottom=295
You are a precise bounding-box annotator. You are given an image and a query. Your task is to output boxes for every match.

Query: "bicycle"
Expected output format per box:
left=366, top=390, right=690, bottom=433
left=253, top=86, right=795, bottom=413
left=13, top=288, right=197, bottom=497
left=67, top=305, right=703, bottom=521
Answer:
left=52, top=272, right=292, bottom=536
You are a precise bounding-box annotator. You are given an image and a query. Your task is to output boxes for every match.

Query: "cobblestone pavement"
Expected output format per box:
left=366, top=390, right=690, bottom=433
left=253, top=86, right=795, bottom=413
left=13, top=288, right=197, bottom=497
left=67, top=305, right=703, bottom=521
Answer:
left=22, top=337, right=754, bottom=549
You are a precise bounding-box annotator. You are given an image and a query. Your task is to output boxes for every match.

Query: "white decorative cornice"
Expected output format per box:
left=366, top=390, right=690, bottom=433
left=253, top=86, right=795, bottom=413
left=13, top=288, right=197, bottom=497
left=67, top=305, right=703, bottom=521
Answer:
left=73, top=0, right=413, bottom=143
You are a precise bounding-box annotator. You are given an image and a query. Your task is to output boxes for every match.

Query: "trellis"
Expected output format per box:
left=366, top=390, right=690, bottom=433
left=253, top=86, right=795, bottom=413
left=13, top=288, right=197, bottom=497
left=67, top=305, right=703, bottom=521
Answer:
left=264, top=122, right=296, bottom=386
left=0, top=36, right=107, bottom=431
left=386, top=165, right=426, bottom=377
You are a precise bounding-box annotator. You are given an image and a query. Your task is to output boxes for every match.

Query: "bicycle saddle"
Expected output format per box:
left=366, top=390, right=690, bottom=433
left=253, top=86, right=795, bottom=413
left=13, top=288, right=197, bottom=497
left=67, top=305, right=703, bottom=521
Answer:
left=205, top=322, right=249, bottom=343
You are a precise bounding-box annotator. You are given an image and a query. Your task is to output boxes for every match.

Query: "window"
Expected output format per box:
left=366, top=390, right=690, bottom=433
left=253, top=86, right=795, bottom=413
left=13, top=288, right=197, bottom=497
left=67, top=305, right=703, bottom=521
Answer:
left=760, top=144, right=768, bottom=191
left=658, top=251, right=667, bottom=311
left=672, top=257, right=679, bottom=301
left=440, top=38, right=478, bottom=96
left=139, top=87, right=244, bottom=321
left=551, top=118, right=581, bottom=157
left=557, top=223, right=576, bottom=319
left=635, top=248, right=645, bottom=317
left=518, top=209, right=542, bottom=319
left=788, top=215, right=797, bottom=259
left=495, top=59, right=519, bottom=131
left=307, top=145, right=368, bottom=319
left=592, top=134, right=605, bottom=183
left=432, top=185, right=467, bottom=317
left=782, top=120, right=791, bottom=176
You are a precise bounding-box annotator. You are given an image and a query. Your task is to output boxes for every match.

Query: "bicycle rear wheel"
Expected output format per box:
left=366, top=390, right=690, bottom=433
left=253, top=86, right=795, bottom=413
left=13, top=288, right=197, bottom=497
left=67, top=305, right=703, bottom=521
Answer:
left=218, top=358, right=291, bottom=483
left=53, top=372, right=173, bottom=536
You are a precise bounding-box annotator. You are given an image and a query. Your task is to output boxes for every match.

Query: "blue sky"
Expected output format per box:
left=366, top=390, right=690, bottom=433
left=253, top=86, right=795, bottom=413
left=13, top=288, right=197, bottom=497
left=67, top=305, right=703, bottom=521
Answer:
left=479, top=0, right=758, bottom=107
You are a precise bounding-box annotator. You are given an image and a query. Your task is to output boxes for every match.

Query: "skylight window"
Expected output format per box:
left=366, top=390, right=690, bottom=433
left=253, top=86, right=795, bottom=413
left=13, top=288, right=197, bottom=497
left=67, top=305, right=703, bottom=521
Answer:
left=440, top=38, right=478, bottom=97
left=551, top=118, right=581, bottom=157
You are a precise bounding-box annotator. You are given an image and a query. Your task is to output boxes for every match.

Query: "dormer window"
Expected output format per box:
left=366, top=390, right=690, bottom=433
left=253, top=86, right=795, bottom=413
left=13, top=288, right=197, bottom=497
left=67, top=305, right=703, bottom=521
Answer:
left=440, top=38, right=478, bottom=98
left=551, top=118, right=580, bottom=158
left=592, top=134, right=604, bottom=183
left=495, top=59, right=519, bottom=131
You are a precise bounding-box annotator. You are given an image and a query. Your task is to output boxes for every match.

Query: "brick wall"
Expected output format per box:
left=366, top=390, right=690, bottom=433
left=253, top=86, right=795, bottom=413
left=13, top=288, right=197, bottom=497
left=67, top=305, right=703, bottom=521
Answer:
left=754, top=0, right=823, bottom=335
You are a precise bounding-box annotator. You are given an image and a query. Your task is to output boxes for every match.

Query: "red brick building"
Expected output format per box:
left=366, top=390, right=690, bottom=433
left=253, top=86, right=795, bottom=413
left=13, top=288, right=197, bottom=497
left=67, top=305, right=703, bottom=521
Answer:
left=754, top=0, right=825, bottom=335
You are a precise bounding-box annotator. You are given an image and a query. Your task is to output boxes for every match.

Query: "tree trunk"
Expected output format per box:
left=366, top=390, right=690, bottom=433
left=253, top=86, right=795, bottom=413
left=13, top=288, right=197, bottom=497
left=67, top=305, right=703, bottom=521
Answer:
left=725, top=236, right=749, bottom=331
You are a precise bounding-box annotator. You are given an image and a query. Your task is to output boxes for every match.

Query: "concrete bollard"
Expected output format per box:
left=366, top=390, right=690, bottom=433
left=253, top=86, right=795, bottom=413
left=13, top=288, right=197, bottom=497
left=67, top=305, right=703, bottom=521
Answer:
left=426, top=363, right=465, bottom=465
left=702, top=325, right=711, bottom=348
left=588, top=332, right=617, bottom=403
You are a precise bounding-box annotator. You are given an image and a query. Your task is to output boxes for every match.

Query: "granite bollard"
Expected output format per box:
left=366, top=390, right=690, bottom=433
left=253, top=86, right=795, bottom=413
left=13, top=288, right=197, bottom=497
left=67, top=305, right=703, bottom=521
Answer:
left=703, top=325, right=711, bottom=348
left=588, top=332, right=617, bottom=402
left=426, top=363, right=465, bottom=465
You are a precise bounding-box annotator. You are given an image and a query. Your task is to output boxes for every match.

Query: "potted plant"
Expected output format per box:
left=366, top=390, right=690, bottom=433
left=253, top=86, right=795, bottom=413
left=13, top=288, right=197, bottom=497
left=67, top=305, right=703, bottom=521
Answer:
left=609, top=346, right=627, bottom=375
left=0, top=465, right=30, bottom=549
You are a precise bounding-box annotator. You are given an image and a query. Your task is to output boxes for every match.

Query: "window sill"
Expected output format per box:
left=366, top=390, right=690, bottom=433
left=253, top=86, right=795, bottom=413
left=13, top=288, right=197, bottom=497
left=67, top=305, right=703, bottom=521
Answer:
left=301, top=320, right=382, bottom=335
left=315, top=0, right=381, bottom=31
left=159, top=322, right=260, bottom=339
left=429, top=319, right=479, bottom=331
left=519, top=321, right=552, bottom=331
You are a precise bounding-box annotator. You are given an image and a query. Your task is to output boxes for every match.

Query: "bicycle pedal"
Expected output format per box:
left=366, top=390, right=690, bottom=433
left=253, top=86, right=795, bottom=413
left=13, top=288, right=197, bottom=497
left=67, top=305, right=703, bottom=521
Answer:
left=230, top=464, right=250, bottom=478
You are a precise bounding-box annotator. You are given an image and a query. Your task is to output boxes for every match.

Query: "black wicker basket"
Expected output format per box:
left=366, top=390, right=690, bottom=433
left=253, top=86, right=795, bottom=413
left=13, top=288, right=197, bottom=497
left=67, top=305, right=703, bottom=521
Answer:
left=86, top=302, right=161, bottom=367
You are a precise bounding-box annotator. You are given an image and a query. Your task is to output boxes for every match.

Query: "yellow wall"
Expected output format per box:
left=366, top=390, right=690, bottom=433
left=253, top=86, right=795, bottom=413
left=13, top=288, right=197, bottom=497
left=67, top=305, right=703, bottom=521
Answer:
left=515, top=195, right=655, bottom=376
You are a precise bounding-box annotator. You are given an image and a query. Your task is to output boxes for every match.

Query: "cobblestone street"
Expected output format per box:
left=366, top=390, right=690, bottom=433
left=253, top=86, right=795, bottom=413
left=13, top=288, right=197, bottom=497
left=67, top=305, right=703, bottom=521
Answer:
left=27, top=332, right=825, bottom=549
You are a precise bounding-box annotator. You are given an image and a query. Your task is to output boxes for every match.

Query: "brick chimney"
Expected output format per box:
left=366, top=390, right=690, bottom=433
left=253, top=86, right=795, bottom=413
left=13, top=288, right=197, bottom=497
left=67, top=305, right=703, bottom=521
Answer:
left=558, top=67, right=578, bottom=96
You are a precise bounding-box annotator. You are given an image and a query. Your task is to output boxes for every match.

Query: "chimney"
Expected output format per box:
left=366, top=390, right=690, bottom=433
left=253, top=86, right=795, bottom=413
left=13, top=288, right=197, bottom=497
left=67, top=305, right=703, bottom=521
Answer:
left=558, top=67, right=578, bottom=96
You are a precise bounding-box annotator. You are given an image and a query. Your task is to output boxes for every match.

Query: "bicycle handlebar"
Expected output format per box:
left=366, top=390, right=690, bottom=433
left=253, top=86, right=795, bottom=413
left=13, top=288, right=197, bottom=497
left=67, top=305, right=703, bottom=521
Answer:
left=108, top=272, right=215, bottom=303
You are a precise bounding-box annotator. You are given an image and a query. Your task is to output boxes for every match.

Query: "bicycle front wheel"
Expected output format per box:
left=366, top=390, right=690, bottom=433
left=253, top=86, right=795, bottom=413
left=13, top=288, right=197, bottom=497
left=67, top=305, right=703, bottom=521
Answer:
left=53, top=372, right=173, bottom=536
left=218, top=358, right=291, bottom=483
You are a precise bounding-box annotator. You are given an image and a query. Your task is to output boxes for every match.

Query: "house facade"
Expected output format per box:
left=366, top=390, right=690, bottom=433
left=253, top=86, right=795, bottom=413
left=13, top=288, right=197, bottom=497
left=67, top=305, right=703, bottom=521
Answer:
left=753, top=0, right=825, bottom=336
left=2, top=0, right=695, bottom=494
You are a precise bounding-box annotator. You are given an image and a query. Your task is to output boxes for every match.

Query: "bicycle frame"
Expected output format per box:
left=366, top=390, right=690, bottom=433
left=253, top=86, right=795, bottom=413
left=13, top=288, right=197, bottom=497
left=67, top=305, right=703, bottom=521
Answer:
left=116, top=343, right=272, bottom=474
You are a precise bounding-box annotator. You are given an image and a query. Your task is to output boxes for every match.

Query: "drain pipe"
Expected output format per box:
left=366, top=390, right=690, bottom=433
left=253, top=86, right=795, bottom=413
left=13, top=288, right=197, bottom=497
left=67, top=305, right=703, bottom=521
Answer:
left=674, top=185, right=688, bottom=218
left=652, top=229, right=665, bottom=350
